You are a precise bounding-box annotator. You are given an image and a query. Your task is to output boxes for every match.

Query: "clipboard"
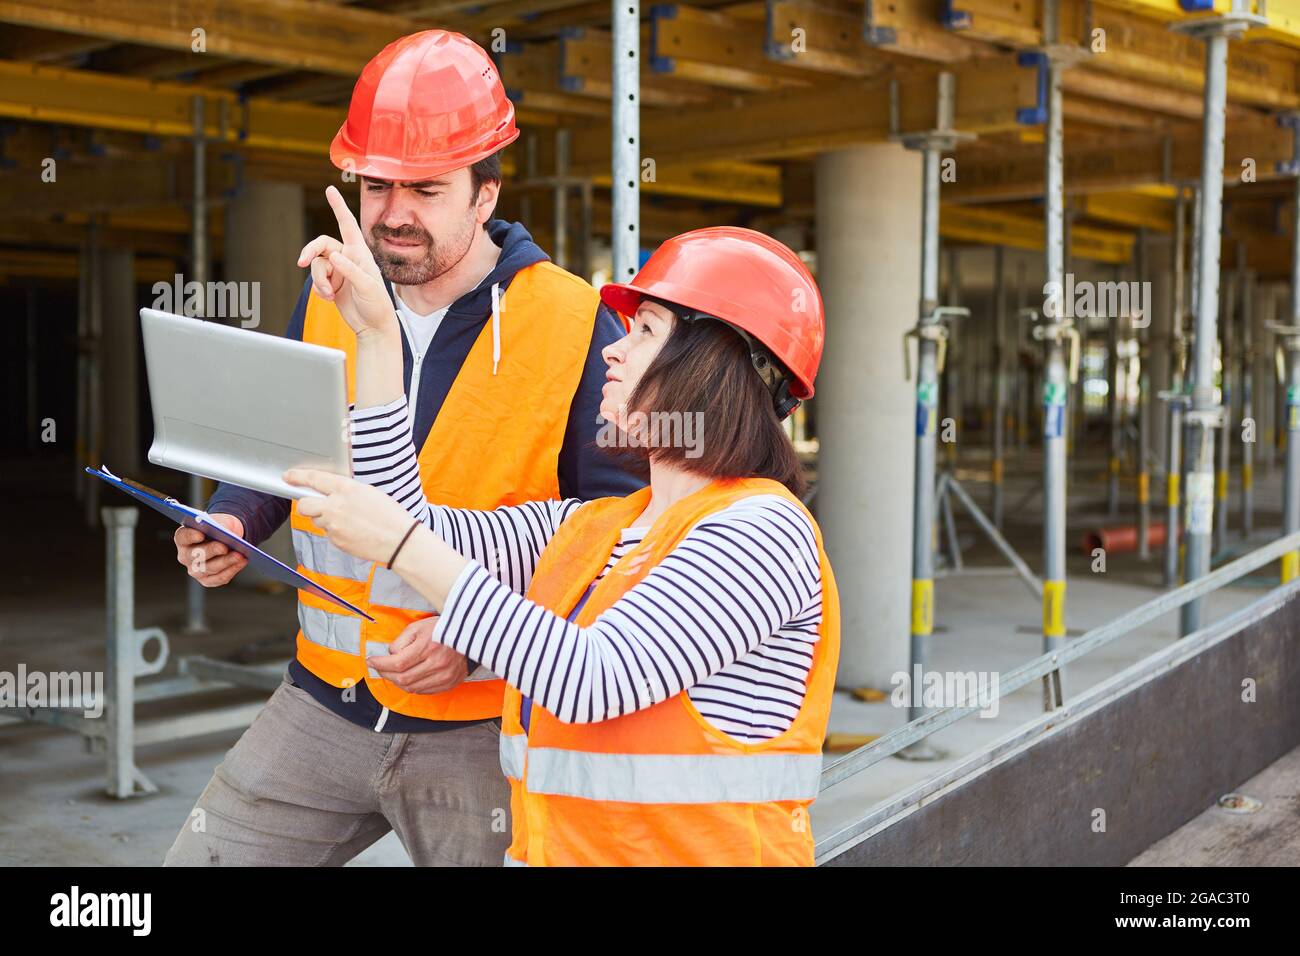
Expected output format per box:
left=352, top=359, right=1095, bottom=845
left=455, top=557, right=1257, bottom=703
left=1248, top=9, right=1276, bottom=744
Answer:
left=88, top=466, right=374, bottom=621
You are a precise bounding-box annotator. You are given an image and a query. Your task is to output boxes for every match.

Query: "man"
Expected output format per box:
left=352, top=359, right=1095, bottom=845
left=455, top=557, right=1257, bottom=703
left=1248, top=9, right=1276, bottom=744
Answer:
left=164, top=30, right=642, bottom=866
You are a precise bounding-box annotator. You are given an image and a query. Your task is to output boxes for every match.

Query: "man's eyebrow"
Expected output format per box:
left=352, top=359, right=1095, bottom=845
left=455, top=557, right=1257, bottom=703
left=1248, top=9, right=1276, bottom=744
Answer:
left=359, top=178, right=450, bottom=188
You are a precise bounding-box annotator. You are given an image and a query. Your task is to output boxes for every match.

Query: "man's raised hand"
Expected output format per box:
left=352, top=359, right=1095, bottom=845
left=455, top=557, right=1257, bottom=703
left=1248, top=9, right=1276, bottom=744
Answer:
left=296, top=185, right=397, bottom=338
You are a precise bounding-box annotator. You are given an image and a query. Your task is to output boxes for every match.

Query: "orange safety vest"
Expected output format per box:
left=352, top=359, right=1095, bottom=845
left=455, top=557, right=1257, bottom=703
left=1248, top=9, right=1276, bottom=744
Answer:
left=500, top=477, right=840, bottom=866
left=290, top=262, right=600, bottom=720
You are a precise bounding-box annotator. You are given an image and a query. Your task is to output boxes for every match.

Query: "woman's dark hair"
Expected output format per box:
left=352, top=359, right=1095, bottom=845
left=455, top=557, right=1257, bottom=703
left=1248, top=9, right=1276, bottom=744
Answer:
left=606, top=314, right=807, bottom=498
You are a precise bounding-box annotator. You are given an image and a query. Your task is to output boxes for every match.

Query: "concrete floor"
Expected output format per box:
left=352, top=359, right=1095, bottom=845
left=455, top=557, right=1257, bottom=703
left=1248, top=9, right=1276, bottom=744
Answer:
left=0, top=447, right=1289, bottom=865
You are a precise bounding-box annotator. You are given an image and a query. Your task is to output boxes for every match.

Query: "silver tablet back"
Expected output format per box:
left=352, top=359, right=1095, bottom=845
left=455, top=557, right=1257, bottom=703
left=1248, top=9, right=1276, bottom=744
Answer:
left=140, top=308, right=351, bottom=499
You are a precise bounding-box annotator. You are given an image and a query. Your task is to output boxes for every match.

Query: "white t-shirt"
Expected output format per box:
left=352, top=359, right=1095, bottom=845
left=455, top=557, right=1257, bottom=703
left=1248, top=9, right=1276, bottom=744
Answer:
left=393, top=294, right=450, bottom=358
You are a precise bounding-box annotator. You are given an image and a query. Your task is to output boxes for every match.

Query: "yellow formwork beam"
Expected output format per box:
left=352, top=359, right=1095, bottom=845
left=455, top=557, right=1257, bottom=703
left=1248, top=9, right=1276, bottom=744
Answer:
left=946, top=0, right=1300, bottom=110
left=589, top=161, right=782, bottom=207
left=1100, top=1, right=1300, bottom=53
left=648, top=4, right=815, bottom=91
left=949, top=119, right=1295, bottom=200
left=763, top=0, right=891, bottom=78
left=941, top=205, right=1136, bottom=263
left=1076, top=191, right=1176, bottom=231
left=0, top=0, right=414, bottom=76
left=557, top=27, right=720, bottom=108
left=571, top=54, right=1039, bottom=169
left=0, top=249, right=176, bottom=282
left=0, top=59, right=342, bottom=155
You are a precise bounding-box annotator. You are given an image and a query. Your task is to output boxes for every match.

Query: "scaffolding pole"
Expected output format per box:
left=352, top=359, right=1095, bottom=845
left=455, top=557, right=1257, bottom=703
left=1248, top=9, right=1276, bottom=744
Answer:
left=1136, top=229, right=1151, bottom=559
left=1216, top=264, right=1236, bottom=550
left=554, top=128, right=570, bottom=271
left=1240, top=258, right=1255, bottom=538
left=186, top=95, right=208, bottom=634
left=1276, top=117, right=1300, bottom=584
left=900, top=72, right=970, bottom=760
left=611, top=0, right=640, bottom=281
left=1107, top=270, right=1122, bottom=517
left=1034, top=1, right=1081, bottom=709
left=1177, top=5, right=1262, bottom=635
left=993, top=245, right=1007, bottom=529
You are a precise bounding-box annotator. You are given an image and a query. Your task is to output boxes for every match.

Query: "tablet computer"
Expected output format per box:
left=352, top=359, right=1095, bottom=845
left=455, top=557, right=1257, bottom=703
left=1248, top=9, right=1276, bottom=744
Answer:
left=140, top=308, right=351, bottom=499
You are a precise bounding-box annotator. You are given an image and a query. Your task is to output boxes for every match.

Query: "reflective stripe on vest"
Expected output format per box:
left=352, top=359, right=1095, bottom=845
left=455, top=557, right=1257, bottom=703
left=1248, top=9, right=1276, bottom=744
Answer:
left=298, top=603, right=362, bottom=655
left=524, top=747, right=823, bottom=804
left=293, top=529, right=373, bottom=582
left=370, top=566, right=436, bottom=612
left=503, top=854, right=527, bottom=867
left=499, top=732, right=527, bottom=780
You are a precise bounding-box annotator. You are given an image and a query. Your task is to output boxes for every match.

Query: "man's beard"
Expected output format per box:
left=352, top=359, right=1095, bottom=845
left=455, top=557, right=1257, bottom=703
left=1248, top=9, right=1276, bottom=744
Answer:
left=368, top=216, right=475, bottom=287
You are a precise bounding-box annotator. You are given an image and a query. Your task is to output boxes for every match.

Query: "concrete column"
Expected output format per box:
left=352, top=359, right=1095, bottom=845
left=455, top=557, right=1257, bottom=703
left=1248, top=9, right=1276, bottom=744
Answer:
left=815, top=143, right=919, bottom=689
left=223, top=178, right=306, bottom=337
left=100, top=248, right=138, bottom=473
left=223, top=178, right=306, bottom=567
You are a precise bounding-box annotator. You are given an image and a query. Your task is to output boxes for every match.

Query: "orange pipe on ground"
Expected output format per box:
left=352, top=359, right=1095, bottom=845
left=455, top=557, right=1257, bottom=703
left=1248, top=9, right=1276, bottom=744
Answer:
left=1080, top=522, right=1180, bottom=555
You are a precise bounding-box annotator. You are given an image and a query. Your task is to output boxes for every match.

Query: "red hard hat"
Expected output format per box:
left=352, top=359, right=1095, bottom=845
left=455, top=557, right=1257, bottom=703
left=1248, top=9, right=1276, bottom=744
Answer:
left=330, top=30, right=519, bottom=181
left=600, top=227, right=824, bottom=400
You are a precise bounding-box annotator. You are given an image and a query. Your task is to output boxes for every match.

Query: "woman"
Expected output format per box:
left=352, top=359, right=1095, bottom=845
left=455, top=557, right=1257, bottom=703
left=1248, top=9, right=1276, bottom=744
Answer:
left=289, top=190, right=839, bottom=866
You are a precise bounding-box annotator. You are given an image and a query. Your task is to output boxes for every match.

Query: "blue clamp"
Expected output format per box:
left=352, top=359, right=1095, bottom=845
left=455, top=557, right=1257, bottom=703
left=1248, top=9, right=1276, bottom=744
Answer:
left=1016, top=51, right=1049, bottom=126
left=942, top=1, right=973, bottom=30
left=650, top=5, right=677, bottom=73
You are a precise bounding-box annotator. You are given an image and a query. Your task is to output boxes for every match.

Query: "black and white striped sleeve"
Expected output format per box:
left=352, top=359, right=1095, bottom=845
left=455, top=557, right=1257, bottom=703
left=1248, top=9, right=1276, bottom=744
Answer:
left=429, top=494, right=823, bottom=723
left=349, top=397, right=585, bottom=593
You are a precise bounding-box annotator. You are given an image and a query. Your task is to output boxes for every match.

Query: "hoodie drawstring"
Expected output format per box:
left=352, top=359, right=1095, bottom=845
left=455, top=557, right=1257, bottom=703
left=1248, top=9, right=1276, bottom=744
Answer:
left=491, top=281, right=502, bottom=376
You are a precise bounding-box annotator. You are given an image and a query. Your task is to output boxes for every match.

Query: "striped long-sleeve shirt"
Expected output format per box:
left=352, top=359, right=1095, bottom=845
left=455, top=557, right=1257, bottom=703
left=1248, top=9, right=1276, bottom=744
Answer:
left=350, top=398, right=823, bottom=742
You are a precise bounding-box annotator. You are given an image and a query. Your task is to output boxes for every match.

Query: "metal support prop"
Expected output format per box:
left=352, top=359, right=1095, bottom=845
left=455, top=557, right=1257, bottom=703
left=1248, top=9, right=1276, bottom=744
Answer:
left=1240, top=260, right=1255, bottom=537
left=580, top=179, right=594, bottom=279
left=186, top=95, right=208, bottom=633
left=900, top=72, right=972, bottom=759
left=83, top=217, right=103, bottom=529
left=1107, top=275, right=1122, bottom=517
left=1136, top=230, right=1151, bottom=558
left=1216, top=266, right=1236, bottom=550
left=1036, top=2, right=1083, bottom=708
left=1281, top=119, right=1300, bottom=583
left=1016, top=258, right=1030, bottom=465
left=103, top=507, right=169, bottom=798
left=1281, top=333, right=1300, bottom=582
left=554, top=128, right=570, bottom=270
left=993, top=246, right=1007, bottom=528
left=1161, top=392, right=1189, bottom=585
left=1177, top=4, right=1262, bottom=635
left=611, top=0, right=640, bottom=281
left=1163, top=189, right=1189, bottom=586
left=945, top=247, right=961, bottom=469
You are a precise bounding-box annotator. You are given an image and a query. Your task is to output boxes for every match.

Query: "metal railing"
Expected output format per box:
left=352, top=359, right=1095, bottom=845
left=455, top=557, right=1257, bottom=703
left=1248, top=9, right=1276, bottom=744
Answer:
left=820, top=528, right=1300, bottom=792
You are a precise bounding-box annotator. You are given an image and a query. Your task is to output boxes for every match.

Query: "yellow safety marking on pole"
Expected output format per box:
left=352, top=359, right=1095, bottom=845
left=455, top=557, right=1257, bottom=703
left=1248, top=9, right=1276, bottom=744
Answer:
left=1043, top=580, right=1065, bottom=638
left=1167, top=472, right=1180, bottom=507
left=1242, top=463, right=1253, bottom=490
left=1137, top=472, right=1149, bottom=504
left=1216, top=470, right=1228, bottom=500
left=1283, top=552, right=1299, bottom=585
left=911, top=579, right=933, bottom=636
left=1109, top=456, right=1120, bottom=476
left=992, top=458, right=1003, bottom=483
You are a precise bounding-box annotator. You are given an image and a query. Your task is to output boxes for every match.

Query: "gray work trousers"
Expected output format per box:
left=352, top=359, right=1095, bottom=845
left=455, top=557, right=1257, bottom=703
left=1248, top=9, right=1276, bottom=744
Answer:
left=163, top=674, right=510, bottom=866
